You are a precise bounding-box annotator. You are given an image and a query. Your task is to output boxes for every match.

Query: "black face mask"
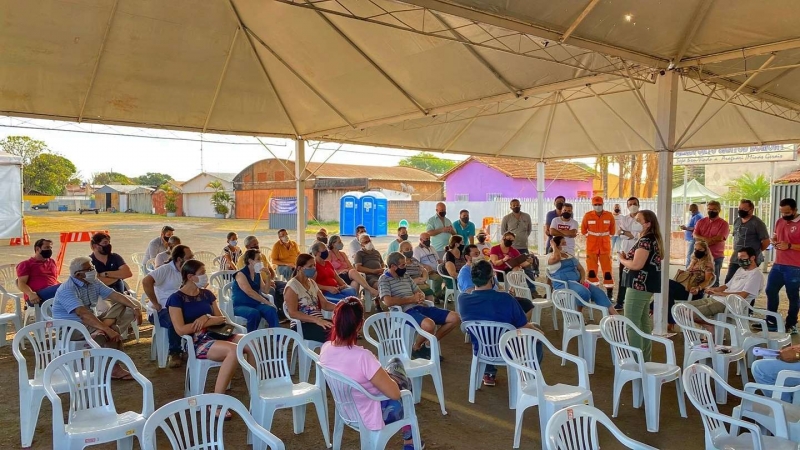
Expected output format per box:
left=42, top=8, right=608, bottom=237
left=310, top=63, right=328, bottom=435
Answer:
left=422, top=239, right=431, bottom=247
left=614, top=208, right=621, bottom=213
left=40, top=249, right=53, bottom=259
left=738, top=258, right=752, bottom=267
left=708, top=211, right=719, bottom=219
left=737, top=209, right=750, bottom=219
left=784, top=214, right=797, bottom=222
left=438, top=211, right=446, bottom=217
left=503, top=239, right=514, bottom=247
left=320, top=250, right=329, bottom=260
left=694, top=250, right=706, bottom=259
left=163, top=235, right=170, bottom=242
left=399, top=234, right=408, bottom=241
left=512, top=207, right=521, bottom=213
left=461, top=217, right=469, bottom=223
left=555, top=202, right=564, bottom=210
left=395, top=267, right=407, bottom=277
left=477, top=236, right=486, bottom=243
left=403, top=251, right=414, bottom=258
left=99, top=244, right=112, bottom=255
left=317, top=237, right=328, bottom=244
left=561, top=212, right=572, bottom=220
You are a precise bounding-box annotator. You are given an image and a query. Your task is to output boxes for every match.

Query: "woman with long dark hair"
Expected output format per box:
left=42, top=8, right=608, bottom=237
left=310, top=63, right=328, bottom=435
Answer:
left=618, top=210, right=664, bottom=361
left=284, top=253, right=335, bottom=343
left=319, top=298, right=423, bottom=450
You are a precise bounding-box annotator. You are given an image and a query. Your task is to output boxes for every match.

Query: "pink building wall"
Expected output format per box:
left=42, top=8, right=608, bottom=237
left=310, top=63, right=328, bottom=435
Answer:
left=444, top=160, right=593, bottom=201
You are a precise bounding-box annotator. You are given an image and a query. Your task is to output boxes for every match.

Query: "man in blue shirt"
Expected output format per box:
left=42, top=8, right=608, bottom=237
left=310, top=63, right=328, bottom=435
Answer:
left=458, top=245, right=534, bottom=319
left=459, top=260, right=542, bottom=387
left=680, top=204, right=703, bottom=268
left=453, top=209, right=476, bottom=245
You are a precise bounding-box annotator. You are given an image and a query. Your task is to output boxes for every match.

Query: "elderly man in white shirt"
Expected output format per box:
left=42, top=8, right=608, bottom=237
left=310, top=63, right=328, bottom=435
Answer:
left=614, top=197, right=643, bottom=310
left=154, top=235, right=181, bottom=268
left=142, top=244, right=193, bottom=368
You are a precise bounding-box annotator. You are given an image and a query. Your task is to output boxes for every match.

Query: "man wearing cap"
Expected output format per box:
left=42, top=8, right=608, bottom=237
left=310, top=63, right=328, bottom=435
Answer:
left=581, top=195, right=616, bottom=297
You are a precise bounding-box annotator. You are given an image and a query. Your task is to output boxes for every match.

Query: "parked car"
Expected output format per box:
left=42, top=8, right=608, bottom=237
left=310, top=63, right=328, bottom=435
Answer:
left=31, top=202, right=49, bottom=210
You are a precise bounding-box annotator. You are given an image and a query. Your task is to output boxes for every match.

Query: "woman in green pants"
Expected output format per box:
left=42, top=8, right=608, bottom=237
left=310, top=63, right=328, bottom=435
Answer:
left=618, top=210, right=664, bottom=362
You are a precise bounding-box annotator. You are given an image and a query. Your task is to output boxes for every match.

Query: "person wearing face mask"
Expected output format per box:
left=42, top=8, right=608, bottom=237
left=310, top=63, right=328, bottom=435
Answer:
left=284, top=253, right=335, bottom=343
left=167, top=259, right=248, bottom=410
left=581, top=196, right=616, bottom=296
left=613, top=197, right=642, bottom=310
left=231, top=249, right=279, bottom=332
left=271, top=228, right=301, bottom=280
left=490, top=231, right=536, bottom=290
left=725, top=199, right=770, bottom=284
left=475, top=230, right=492, bottom=259
left=311, top=241, right=358, bottom=302
left=458, top=244, right=535, bottom=319
left=426, top=202, right=456, bottom=258
left=548, top=236, right=618, bottom=317
left=453, top=209, right=476, bottom=245
left=385, top=226, right=409, bottom=258
left=765, top=198, right=800, bottom=333
left=549, top=203, right=579, bottom=255
left=17, top=238, right=60, bottom=306
left=655, top=240, right=715, bottom=331
left=144, top=225, right=175, bottom=274
left=89, top=232, right=133, bottom=294
left=308, top=229, right=329, bottom=253
left=236, top=235, right=286, bottom=321
left=220, top=231, right=242, bottom=271
left=155, top=235, right=181, bottom=268
left=693, top=200, right=729, bottom=287
left=545, top=196, right=566, bottom=254
left=355, top=233, right=386, bottom=309
left=348, top=225, right=368, bottom=264
left=501, top=199, right=533, bottom=255
left=380, top=252, right=461, bottom=360
left=327, top=234, right=379, bottom=298
left=680, top=204, right=703, bottom=268
left=443, top=235, right=466, bottom=293
left=413, top=232, right=445, bottom=301
left=400, top=240, right=435, bottom=301
left=143, top=244, right=194, bottom=367
left=52, top=257, right=142, bottom=379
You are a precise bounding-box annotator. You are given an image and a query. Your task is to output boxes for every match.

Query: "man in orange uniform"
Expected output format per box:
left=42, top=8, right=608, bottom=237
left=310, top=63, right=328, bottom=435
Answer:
left=581, top=196, right=616, bottom=297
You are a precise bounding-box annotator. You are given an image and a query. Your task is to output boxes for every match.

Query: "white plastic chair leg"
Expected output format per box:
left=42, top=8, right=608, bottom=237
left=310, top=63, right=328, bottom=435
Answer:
left=332, top=414, right=344, bottom=450
left=612, top=375, right=625, bottom=418
left=468, top=356, right=479, bottom=403
left=644, top=378, right=663, bottom=432
left=292, top=404, right=307, bottom=435
left=20, top=389, right=45, bottom=448
left=583, top=334, right=598, bottom=374
left=431, top=370, right=447, bottom=415
left=512, top=405, right=525, bottom=448
left=313, top=396, right=331, bottom=448
left=715, top=361, right=730, bottom=404
left=116, top=436, right=134, bottom=450
left=412, top=377, right=423, bottom=403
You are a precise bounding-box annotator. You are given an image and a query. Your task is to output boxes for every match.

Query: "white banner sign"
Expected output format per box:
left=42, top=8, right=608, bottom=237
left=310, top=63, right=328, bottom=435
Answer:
left=674, top=144, right=797, bottom=165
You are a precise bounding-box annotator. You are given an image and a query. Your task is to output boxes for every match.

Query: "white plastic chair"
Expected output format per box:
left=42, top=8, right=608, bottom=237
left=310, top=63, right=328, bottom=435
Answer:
left=320, top=365, right=422, bottom=450
left=500, top=328, right=593, bottom=449
left=282, top=302, right=324, bottom=382
left=683, top=363, right=796, bottom=450
left=219, top=281, right=250, bottom=328
left=737, top=370, right=800, bottom=443
left=130, top=252, right=146, bottom=297
left=547, top=268, right=594, bottom=321
left=210, top=270, right=238, bottom=295
left=725, top=294, right=791, bottom=367
left=12, top=320, right=100, bottom=448
left=672, top=303, right=747, bottom=404
left=493, top=268, right=510, bottom=291
left=142, top=393, right=285, bottom=450
left=236, top=328, right=331, bottom=449
left=40, top=297, right=54, bottom=319
left=182, top=321, right=246, bottom=396
left=148, top=306, right=170, bottom=368
left=437, top=264, right=459, bottom=311
left=42, top=348, right=154, bottom=450
left=193, top=250, right=219, bottom=268
left=461, top=320, right=517, bottom=407
left=599, top=315, right=687, bottom=433
left=363, top=311, right=447, bottom=415
left=545, top=404, right=657, bottom=450
left=0, top=284, right=23, bottom=347
left=506, top=270, right=558, bottom=330
left=551, top=289, right=607, bottom=374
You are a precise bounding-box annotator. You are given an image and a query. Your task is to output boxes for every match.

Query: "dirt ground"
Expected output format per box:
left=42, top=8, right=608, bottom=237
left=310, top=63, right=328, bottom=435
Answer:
left=0, top=212, right=795, bottom=449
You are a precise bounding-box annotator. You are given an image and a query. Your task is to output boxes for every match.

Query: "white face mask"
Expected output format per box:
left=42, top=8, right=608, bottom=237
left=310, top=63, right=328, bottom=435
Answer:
left=229, top=240, right=238, bottom=247
left=82, top=270, right=97, bottom=282
left=628, top=205, right=640, bottom=214
left=195, top=274, right=209, bottom=288
left=254, top=262, right=265, bottom=272
left=365, top=242, right=375, bottom=251
left=280, top=236, right=289, bottom=243
left=630, top=221, right=643, bottom=233
left=593, top=205, right=603, bottom=213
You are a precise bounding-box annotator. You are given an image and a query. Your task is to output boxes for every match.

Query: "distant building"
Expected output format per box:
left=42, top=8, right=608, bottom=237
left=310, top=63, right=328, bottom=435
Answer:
left=93, top=184, right=154, bottom=212
left=181, top=172, right=236, bottom=218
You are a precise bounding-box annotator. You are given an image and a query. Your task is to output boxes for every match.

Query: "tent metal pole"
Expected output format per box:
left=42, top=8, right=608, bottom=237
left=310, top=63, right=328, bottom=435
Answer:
left=536, top=161, right=546, bottom=255
left=675, top=84, right=717, bottom=148
left=676, top=37, right=800, bottom=68
left=672, top=0, right=715, bottom=64
left=653, top=71, right=679, bottom=335
left=203, top=28, right=239, bottom=133
left=624, top=65, right=667, bottom=151
left=755, top=61, right=800, bottom=94
left=539, top=93, right=559, bottom=160
left=78, top=0, right=119, bottom=123
left=257, top=138, right=296, bottom=180
left=295, top=139, right=307, bottom=246
left=493, top=93, right=553, bottom=156
left=587, top=86, right=655, bottom=150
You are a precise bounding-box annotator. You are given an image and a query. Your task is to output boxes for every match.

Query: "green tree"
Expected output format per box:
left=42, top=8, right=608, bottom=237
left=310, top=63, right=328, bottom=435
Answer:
left=92, top=171, right=133, bottom=185
left=135, top=172, right=173, bottom=186
left=0, top=135, right=48, bottom=166
left=724, top=172, right=770, bottom=201
left=398, top=152, right=458, bottom=174
left=26, top=154, right=77, bottom=195
left=208, top=180, right=232, bottom=216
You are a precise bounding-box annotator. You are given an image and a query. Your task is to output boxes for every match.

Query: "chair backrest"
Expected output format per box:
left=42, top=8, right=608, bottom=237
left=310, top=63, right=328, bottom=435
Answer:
left=546, top=404, right=657, bottom=450
left=319, top=364, right=385, bottom=429
left=505, top=271, right=532, bottom=300
left=40, top=298, right=54, bottom=320
left=500, top=327, right=545, bottom=386
left=236, top=328, right=299, bottom=388
left=193, top=251, right=218, bottom=268
left=0, top=263, right=17, bottom=291
left=219, top=282, right=236, bottom=319
left=0, top=284, right=21, bottom=317
left=12, top=320, right=98, bottom=382
left=363, top=311, right=418, bottom=363
left=142, top=393, right=285, bottom=450
left=130, top=252, right=145, bottom=267
left=462, top=321, right=516, bottom=363
left=724, top=294, right=752, bottom=332
left=145, top=258, right=156, bottom=272
left=599, top=315, right=641, bottom=367
left=210, top=270, right=237, bottom=291
left=552, top=289, right=586, bottom=330
left=672, top=303, right=711, bottom=348
left=437, top=264, right=454, bottom=282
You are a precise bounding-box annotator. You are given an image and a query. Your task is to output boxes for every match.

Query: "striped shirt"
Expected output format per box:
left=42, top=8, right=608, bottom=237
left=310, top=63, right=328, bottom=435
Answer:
left=378, top=271, right=419, bottom=313
left=52, top=277, right=115, bottom=321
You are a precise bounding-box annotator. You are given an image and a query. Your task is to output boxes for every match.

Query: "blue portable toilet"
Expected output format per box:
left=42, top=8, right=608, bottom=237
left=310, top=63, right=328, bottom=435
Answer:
left=361, top=191, right=388, bottom=237
left=339, top=192, right=363, bottom=236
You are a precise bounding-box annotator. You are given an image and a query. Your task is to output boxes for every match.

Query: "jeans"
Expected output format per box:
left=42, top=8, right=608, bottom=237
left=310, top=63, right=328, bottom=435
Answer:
left=234, top=296, right=279, bottom=332
left=611, top=235, right=620, bottom=253
left=623, top=289, right=654, bottom=362
left=766, top=264, right=800, bottom=328
left=277, top=265, right=294, bottom=280
left=25, top=283, right=61, bottom=307
left=485, top=341, right=544, bottom=376
left=322, top=286, right=359, bottom=303
left=752, top=358, right=800, bottom=402
left=150, top=308, right=183, bottom=355
left=685, top=239, right=694, bottom=268
left=712, top=257, right=724, bottom=287
left=554, top=280, right=611, bottom=309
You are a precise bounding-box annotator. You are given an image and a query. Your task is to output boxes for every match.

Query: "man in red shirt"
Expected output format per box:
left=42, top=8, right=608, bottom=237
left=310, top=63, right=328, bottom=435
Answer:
left=693, top=200, right=730, bottom=287
left=767, top=198, right=800, bottom=333
left=16, top=239, right=60, bottom=306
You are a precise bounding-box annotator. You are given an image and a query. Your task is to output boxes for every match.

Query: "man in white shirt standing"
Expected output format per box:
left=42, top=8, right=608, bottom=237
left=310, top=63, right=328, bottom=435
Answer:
left=142, top=244, right=194, bottom=368
left=614, top=197, right=642, bottom=310
left=549, top=203, right=579, bottom=254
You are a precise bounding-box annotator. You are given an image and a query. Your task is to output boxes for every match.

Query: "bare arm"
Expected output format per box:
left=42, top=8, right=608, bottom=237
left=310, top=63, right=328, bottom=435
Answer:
left=547, top=251, right=562, bottom=265
left=370, top=368, right=401, bottom=400
left=235, top=272, right=270, bottom=304
left=382, top=289, right=424, bottom=307
left=142, top=275, right=160, bottom=310
left=75, top=306, right=120, bottom=341
left=761, top=238, right=771, bottom=251
left=284, top=287, right=333, bottom=326
left=445, top=260, right=458, bottom=279
left=17, top=275, right=39, bottom=303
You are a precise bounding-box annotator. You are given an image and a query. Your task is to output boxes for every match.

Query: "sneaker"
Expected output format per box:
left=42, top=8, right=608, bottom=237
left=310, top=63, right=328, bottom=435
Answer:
left=614, top=303, right=624, bottom=311
left=412, top=346, right=431, bottom=360
left=168, top=354, right=183, bottom=368
left=483, top=374, right=496, bottom=387
left=791, top=326, right=798, bottom=335
left=403, top=440, right=425, bottom=450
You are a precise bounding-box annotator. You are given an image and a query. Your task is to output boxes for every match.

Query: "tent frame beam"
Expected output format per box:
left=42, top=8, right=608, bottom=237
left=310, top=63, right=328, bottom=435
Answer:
left=755, top=61, right=800, bottom=94
left=675, top=84, right=717, bottom=147
left=623, top=64, right=667, bottom=150
left=563, top=99, right=601, bottom=156
left=539, top=92, right=559, bottom=160
left=586, top=85, right=655, bottom=151
left=493, top=93, right=553, bottom=157
left=676, top=37, right=800, bottom=68
left=442, top=114, right=479, bottom=152
left=78, top=0, right=119, bottom=123
left=560, top=0, right=600, bottom=43
left=672, top=0, right=714, bottom=64
left=257, top=137, right=297, bottom=180
left=203, top=27, right=239, bottom=133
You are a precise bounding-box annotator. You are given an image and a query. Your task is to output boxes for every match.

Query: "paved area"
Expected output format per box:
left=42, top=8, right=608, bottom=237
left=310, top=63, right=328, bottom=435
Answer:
left=0, top=212, right=793, bottom=449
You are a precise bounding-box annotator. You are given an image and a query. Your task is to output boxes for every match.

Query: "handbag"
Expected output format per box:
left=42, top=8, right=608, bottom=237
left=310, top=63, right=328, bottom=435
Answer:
left=206, top=322, right=235, bottom=340
left=674, top=269, right=704, bottom=291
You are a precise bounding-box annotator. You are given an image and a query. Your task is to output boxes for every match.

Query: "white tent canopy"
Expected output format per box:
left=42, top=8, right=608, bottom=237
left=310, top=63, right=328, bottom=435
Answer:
left=0, top=151, right=23, bottom=239
left=672, top=179, right=722, bottom=202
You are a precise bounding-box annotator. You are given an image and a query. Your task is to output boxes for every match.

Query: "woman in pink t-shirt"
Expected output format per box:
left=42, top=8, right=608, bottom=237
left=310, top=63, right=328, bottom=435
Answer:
left=319, top=299, right=422, bottom=450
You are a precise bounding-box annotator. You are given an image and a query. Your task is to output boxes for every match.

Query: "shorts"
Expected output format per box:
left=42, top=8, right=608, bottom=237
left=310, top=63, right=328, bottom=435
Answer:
left=339, top=272, right=353, bottom=285
left=405, top=305, right=450, bottom=326
left=193, top=331, right=236, bottom=359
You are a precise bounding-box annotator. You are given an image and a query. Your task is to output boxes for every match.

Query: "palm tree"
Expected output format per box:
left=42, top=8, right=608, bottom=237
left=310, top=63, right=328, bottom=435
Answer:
left=644, top=153, right=659, bottom=197
left=594, top=156, right=610, bottom=196
left=724, top=172, right=770, bottom=201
